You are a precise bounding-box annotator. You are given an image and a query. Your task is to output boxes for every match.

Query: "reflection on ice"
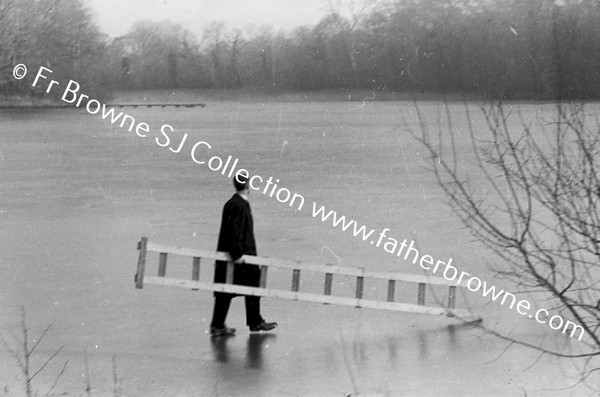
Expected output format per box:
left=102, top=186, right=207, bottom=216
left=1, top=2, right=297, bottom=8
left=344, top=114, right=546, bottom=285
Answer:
left=205, top=317, right=485, bottom=396
left=210, top=336, right=231, bottom=364
left=246, top=334, right=277, bottom=369
left=210, top=333, right=278, bottom=369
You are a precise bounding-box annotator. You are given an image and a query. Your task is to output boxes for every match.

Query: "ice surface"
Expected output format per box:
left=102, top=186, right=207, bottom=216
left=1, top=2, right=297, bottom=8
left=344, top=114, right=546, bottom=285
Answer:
left=0, top=103, right=596, bottom=396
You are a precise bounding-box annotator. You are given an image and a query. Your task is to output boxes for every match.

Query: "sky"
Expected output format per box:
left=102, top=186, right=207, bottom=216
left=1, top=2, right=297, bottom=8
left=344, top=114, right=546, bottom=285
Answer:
left=86, top=0, right=331, bottom=38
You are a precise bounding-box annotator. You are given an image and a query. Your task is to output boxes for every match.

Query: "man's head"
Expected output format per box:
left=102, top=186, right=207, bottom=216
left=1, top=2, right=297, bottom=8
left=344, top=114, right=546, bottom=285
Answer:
left=233, top=174, right=249, bottom=193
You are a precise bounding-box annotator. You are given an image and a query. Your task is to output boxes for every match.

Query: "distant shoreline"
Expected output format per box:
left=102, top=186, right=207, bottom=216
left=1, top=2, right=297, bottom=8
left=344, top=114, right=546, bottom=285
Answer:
left=0, top=88, right=485, bottom=108
left=1, top=88, right=587, bottom=109
left=111, top=88, right=487, bottom=103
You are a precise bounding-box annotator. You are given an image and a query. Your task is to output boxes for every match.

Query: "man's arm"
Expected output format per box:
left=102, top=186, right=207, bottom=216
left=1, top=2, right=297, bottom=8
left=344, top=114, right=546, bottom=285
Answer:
left=225, top=202, right=246, bottom=262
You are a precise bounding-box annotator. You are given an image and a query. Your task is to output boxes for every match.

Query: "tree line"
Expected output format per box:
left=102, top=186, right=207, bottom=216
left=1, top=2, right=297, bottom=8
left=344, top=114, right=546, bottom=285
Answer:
left=2, top=0, right=600, bottom=101
left=0, top=0, right=108, bottom=100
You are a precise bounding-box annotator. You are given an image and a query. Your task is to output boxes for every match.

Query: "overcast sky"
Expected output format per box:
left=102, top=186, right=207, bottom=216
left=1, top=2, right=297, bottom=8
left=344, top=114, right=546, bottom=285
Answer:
left=86, top=0, right=330, bottom=38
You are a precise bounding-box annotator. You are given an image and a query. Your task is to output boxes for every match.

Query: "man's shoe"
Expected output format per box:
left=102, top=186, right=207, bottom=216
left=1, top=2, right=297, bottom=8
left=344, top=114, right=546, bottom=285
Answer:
left=210, top=326, right=236, bottom=337
left=249, top=320, right=278, bottom=332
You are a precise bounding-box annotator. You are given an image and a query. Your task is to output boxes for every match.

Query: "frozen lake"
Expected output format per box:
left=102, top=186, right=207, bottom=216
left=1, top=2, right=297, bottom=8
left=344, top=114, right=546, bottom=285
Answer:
left=0, top=101, right=595, bottom=396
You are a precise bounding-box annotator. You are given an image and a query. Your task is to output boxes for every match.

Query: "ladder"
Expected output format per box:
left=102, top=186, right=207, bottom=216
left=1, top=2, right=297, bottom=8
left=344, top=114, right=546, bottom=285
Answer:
left=134, top=237, right=481, bottom=322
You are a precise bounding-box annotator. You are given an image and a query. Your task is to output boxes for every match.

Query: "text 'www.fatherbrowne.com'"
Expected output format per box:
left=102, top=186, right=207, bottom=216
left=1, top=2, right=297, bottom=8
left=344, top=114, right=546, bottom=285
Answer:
left=310, top=202, right=585, bottom=341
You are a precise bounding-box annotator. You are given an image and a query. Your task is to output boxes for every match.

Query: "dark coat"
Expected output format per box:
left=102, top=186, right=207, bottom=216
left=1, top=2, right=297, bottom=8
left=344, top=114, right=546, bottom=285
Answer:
left=214, top=193, right=260, bottom=294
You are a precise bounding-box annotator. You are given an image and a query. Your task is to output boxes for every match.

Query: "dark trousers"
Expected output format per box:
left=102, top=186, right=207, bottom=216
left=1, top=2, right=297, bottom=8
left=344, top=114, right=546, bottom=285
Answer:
left=210, top=293, right=262, bottom=328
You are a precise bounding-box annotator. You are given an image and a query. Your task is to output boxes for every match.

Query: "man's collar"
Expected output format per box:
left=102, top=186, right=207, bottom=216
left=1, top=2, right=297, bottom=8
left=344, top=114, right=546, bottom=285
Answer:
left=237, top=191, right=249, bottom=202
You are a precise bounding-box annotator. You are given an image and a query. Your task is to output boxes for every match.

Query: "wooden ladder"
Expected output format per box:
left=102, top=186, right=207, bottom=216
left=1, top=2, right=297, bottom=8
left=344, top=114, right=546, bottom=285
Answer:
left=135, top=237, right=481, bottom=322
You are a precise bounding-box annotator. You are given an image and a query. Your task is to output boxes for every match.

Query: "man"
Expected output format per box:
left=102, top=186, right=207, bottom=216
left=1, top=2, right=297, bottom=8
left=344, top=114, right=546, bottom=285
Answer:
left=210, top=174, right=278, bottom=337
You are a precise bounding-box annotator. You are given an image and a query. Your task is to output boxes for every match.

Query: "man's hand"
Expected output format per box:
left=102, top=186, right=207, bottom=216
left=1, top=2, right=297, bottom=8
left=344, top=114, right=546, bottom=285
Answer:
left=233, top=257, right=245, bottom=264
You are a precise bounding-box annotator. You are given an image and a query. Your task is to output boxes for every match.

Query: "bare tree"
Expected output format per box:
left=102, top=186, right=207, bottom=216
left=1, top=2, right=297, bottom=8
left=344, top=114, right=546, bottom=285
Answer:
left=229, top=30, right=243, bottom=88
left=201, top=22, right=233, bottom=89
left=414, top=98, right=600, bottom=380
left=1, top=306, right=67, bottom=397
left=324, top=0, right=376, bottom=87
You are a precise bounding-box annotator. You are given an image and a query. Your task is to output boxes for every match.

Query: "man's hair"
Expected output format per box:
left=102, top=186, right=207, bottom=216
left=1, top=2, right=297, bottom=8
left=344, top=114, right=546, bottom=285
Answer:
left=233, top=174, right=249, bottom=191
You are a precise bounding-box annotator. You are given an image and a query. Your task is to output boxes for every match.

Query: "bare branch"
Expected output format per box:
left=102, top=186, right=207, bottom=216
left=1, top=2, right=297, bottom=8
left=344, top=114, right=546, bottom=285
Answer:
left=45, top=359, right=68, bottom=397
left=27, top=324, right=52, bottom=358
left=29, top=346, right=64, bottom=382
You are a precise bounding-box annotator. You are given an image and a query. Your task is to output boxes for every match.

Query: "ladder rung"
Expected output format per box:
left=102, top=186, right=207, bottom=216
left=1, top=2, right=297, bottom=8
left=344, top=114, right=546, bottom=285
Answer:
left=259, top=266, right=268, bottom=288
left=355, top=276, right=364, bottom=301
left=192, top=257, right=200, bottom=281
left=387, top=280, right=395, bottom=302
left=448, top=285, right=456, bottom=309
left=324, top=273, right=333, bottom=295
left=417, top=283, right=426, bottom=305
left=158, top=252, right=167, bottom=277
left=225, top=262, right=234, bottom=284
left=191, top=257, right=200, bottom=291
left=291, top=269, right=300, bottom=292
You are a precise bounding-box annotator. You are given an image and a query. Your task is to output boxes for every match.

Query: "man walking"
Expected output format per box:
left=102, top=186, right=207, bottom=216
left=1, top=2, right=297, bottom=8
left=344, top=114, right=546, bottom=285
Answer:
left=210, top=174, right=278, bottom=336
